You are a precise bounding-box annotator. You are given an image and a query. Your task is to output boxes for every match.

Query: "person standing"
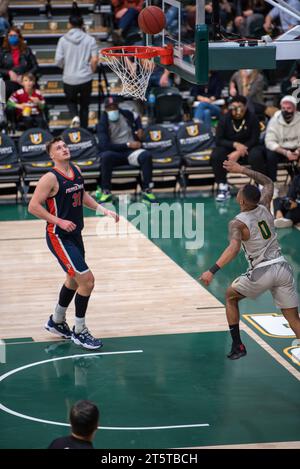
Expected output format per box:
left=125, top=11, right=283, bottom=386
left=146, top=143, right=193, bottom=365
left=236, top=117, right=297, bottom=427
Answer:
left=48, top=400, right=99, bottom=449
left=55, top=15, right=98, bottom=129
left=199, top=160, right=300, bottom=360
left=28, top=137, right=119, bottom=350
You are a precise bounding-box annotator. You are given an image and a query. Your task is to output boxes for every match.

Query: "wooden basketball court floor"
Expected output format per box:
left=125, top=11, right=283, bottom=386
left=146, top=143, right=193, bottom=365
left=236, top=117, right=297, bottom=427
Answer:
left=0, top=211, right=300, bottom=449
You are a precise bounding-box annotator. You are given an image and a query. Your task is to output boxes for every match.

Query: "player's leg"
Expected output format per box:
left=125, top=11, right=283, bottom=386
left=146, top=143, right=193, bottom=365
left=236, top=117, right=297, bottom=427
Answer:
left=71, top=270, right=103, bottom=350
left=281, top=308, right=300, bottom=341
left=225, top=286, right=247, bottom=360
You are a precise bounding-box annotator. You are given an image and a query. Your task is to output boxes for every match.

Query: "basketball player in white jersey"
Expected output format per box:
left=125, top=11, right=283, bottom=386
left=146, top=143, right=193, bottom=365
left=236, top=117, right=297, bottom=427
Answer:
left=199, top=160, right=300, bottom=360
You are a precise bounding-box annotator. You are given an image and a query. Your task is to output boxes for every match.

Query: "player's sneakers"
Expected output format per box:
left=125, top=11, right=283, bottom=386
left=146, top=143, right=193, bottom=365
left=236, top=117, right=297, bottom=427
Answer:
left=227, top=343, right=247, bottom=360
left=216, top=183, right=231, bottom=202
left=95, top=187, right=112, bottom=203
left=45, top=315, right=72, bottom=339
left=142, top=190, right=157, bottom=203
left=274, top=217, right=293, bottom=229
left=71, top=327, right=103, bottom=350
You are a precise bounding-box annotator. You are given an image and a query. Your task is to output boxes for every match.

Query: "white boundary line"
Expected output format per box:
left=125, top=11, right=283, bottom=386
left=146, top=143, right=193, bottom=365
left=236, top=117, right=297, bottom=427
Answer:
left=0, top=350, right=209, bottom=431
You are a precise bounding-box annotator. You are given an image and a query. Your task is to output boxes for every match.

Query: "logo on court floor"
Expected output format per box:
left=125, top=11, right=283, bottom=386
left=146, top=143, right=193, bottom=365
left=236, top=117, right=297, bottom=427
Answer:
left=243, top=313, right=295, bottom=338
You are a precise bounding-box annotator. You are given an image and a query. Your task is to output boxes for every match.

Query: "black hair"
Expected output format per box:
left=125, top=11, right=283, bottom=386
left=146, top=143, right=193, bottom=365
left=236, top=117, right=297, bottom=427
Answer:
left=242, top=184, right=261, bottom=205
left=231, top=95, right=247, bottom=106
left=69, top=15, right=84, bottom=28
left=70, top=400, right=99, bottom=438
left=46, top=136, right=65, bottom=155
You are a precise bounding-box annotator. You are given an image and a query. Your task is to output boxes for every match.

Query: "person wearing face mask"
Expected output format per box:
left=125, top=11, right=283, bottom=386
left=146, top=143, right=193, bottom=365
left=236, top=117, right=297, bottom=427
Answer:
left=95, top=96, right=155, bottom=204
left=211, top=95, right=266, bottom=202
left=265, top=95, right=300, bottom=196
left=0, top=26, right=39, bottom=99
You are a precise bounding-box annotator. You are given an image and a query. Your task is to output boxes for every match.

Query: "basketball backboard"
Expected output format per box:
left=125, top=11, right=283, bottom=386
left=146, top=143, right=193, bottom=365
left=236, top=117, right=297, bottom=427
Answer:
left=145, top=0, right=282, bottom=84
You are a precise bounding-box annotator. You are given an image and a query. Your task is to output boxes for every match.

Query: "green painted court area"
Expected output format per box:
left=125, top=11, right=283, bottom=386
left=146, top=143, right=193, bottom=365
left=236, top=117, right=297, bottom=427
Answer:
left=0, top=331, right=300, bottom=449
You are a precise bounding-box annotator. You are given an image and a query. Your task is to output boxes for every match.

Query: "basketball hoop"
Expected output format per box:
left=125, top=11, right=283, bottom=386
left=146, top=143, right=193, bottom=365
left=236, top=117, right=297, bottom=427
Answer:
left=100, top=45, right=173, bottom=101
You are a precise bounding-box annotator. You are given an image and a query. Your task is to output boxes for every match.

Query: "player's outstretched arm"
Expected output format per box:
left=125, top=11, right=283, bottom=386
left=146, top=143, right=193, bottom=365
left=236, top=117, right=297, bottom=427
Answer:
left=199, top=219, right=243, bottom=286
left=82, top=191, right=119, bottom=222
left=223, top=160, right=274, bottom=209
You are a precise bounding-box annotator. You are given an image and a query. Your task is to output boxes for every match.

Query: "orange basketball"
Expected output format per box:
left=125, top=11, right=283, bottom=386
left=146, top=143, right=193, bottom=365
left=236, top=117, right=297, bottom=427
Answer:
left=138, top=6, right=166, bottom=35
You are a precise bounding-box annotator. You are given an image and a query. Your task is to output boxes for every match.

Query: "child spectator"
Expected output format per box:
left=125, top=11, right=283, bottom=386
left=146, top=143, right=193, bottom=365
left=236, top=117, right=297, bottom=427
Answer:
left=7, top=72, right=47, bottom=129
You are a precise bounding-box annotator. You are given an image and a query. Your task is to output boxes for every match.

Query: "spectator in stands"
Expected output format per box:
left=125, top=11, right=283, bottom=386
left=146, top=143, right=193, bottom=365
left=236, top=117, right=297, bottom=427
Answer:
left=0, top=26, right=39, bottom=99
left=95, top=96, right=155, bottom=204
left=0, top=0, right=9, bottom=18
left=191, top=71, right=223, bottom=130
left=265, top=95, right=300, bottom=196
left=233, top=0, right=267, bottom=37
left=229, top=69, right=266, bottom=117
left=264, top=0, right=300, bottom=34
left=55, top=15, right=98, bottom=129
left=111, top=0, right=143, bottom=44
left=274, top=171, right=300, bottom=228
left=0, top=14, right=9, bottom=40
left=48, top=400, right=99, bottom=449
left=7, top=72, right=47, bottom=130
left=211, top=95, right=266, bottom=202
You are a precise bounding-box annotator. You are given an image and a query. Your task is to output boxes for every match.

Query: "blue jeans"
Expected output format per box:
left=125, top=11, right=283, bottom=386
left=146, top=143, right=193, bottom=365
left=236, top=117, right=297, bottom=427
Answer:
left=194, top=102, right=221, bottom=129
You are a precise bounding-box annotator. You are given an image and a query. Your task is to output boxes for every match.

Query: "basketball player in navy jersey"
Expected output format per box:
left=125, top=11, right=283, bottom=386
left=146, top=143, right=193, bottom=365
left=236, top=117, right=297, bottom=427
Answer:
left=199, top=160, right=300, bottom=360
left=28, top=137, right=119, bottom=349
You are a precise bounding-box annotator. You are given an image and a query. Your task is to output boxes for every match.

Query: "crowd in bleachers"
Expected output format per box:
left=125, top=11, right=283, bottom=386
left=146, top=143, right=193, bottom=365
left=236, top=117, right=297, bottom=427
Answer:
left=0, top=0, right=300, bottom=228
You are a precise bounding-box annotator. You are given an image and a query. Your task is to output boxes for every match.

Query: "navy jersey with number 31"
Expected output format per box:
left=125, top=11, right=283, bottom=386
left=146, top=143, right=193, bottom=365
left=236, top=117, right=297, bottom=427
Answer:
left=46, top=163, right=84, bottom=236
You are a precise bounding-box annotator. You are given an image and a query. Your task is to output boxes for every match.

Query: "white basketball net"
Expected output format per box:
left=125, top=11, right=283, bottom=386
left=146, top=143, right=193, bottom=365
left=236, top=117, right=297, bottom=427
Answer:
left=101, top=49, right=156, bottom=101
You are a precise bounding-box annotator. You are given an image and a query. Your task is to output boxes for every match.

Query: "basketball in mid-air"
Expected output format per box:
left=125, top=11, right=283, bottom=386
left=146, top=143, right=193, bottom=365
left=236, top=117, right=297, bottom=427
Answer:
left=138, top=6, right=166, bottom=35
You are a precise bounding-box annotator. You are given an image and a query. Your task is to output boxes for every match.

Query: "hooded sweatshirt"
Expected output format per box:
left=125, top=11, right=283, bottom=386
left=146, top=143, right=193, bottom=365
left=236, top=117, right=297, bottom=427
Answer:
left=265, top=110, right=300, bottom=151
left=55, top=28, right=98, bottom=85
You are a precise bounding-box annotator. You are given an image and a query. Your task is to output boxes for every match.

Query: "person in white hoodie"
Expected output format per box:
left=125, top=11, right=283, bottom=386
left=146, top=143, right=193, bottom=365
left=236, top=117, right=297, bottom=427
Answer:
left=55, top=15, right=98, bottom=129
left=265, top=95, right=300, bottom=193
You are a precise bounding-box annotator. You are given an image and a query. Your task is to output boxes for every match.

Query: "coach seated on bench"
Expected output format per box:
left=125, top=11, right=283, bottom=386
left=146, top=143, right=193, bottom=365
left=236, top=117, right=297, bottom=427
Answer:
left=211, top=95, right=266, bottom=202
left=95, top=96, right=156, bottom=203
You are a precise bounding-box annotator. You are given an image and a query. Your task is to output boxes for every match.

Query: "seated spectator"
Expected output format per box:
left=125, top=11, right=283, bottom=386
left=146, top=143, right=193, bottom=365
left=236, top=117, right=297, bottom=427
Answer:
left=0, top=26, right=39, bottom=100
left=211, top=95, right=266, bottom=201
left=191, top=71, right=223, bottom=130
left=265, top=95, right=300, bottom=196
left=233, top=0, right=267, bottom=37
left=229, top=69, right=266, bottom=117
left=95, top=96, right=155, bottom=204
left=111, top=0, right=143, bottom=43
left=48, top=400, right=99, bottom=449
left=264, top=0, right=300, bottom=34
left=7, top=72, right=47, bottom=130
left=274, top=172, right=300, bottom=228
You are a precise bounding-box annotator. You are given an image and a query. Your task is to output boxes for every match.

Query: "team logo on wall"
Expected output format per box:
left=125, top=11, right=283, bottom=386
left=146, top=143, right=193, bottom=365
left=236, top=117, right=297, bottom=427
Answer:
left=186, top=125, right=199, bottom=137
left=243, top=313, right=295, bottom=338
left=150, top=130, right=161, bottom=141
left=69, top=131, right=81, bottom=143
left=30, top=133, right=43, bottom=145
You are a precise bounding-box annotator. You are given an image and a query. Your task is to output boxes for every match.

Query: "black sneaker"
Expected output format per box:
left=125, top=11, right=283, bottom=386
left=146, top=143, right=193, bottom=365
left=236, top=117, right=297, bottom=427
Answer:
left=227, top=343, right=247, bottom=360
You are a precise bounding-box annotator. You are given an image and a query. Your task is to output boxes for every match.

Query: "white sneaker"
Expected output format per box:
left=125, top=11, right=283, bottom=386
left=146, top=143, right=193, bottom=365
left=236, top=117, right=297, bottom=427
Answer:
left=216, top=183, right=230, bottom=202
left=70, top=116, right=80, bottom=128
left=274, top=217, right=293, bottom=228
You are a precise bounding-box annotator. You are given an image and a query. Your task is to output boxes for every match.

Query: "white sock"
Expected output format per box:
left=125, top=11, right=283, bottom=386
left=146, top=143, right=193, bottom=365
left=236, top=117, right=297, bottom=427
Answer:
left=75, top=317, right=86, bottom=334
left=53, top=304, right=67, bottom=323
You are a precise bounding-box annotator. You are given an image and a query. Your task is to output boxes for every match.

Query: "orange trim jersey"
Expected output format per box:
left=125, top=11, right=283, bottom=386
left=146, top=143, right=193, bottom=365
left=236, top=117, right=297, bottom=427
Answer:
left=46, top=163, right=84, bottom=236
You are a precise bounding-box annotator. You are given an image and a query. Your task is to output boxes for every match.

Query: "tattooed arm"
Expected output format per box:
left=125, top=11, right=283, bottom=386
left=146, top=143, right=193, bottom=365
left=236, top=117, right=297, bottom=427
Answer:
left=223, top=160, right=274, bottom=209
left=199, top=219, right=244, bottom=286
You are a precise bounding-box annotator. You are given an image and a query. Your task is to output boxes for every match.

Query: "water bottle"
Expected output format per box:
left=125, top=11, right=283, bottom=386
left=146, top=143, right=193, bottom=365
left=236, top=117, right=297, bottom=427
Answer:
left=148, top=92, right=156, bottom=121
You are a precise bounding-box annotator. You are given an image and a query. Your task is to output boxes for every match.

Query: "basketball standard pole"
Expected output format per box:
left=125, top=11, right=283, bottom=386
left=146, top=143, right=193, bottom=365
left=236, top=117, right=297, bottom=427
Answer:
left=195, top=0, right=209, bottom=84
